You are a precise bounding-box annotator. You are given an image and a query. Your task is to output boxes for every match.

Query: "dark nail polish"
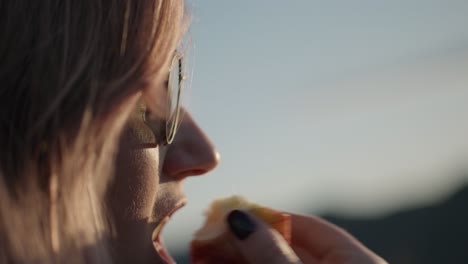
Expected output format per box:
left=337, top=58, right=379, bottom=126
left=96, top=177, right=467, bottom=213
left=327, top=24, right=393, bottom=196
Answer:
left=227, top=210, right=257, bottom=240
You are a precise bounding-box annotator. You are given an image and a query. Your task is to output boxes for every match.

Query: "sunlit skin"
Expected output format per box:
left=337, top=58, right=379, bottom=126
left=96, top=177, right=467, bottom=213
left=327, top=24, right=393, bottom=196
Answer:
left=107, top=105, right=219, bottom=264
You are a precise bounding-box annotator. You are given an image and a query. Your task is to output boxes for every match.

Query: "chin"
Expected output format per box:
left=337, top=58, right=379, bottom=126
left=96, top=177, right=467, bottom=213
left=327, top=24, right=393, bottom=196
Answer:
left=110, top=217, right=174, bottom=264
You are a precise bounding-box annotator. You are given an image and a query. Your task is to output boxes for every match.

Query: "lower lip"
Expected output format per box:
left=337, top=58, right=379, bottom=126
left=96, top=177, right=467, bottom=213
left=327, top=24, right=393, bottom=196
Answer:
left=152, top=199, right=187, bottom=263
left=154, top=236, right=176, bottom=264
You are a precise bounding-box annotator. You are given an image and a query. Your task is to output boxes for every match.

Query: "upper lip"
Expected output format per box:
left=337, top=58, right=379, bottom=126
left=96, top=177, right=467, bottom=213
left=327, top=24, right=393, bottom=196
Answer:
left=166, top=198, right=187, bottom=219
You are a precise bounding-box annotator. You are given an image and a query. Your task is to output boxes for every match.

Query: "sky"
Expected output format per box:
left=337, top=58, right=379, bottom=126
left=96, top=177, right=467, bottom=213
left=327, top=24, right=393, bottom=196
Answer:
left=163, top=0, right=468, bottom=254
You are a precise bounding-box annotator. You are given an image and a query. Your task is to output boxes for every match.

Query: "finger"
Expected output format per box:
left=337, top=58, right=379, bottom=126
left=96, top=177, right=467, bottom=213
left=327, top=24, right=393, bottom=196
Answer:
left=288, top=213, right=364, bottom=258
left=227, top=210, right=302, bottom=264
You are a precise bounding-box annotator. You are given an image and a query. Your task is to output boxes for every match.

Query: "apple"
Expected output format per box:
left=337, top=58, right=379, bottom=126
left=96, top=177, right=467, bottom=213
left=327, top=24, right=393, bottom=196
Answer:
left=190, top=195, right=291, bottom=264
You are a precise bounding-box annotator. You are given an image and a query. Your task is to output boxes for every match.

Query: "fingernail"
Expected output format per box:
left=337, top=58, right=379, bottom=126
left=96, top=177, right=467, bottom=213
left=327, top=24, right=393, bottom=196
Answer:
left=227, top=210, right=257, bottom=240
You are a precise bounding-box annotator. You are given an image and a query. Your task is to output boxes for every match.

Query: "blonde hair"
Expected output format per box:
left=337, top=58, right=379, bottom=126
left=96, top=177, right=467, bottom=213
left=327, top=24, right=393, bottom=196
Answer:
left=0, top=0, right=186, bottom=263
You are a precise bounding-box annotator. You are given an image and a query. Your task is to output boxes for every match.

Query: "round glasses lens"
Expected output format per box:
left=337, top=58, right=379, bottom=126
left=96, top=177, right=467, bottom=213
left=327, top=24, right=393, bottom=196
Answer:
left=166, top=54, right=183, bottom=143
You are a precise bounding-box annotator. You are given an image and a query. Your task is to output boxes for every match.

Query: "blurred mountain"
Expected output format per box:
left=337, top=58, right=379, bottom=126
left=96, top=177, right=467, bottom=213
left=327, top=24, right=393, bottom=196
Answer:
left=324, top=184, right=468, bottom=264
left=172, top=184, right=468, bottom=264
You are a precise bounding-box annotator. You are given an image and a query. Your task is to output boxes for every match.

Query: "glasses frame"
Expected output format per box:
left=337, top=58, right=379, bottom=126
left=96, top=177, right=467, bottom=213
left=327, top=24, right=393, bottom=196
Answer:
left=164, top=51, right=185, bottom=145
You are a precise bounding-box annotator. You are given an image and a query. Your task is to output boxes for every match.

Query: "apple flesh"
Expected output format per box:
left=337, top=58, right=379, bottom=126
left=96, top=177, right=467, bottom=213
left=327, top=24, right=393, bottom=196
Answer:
left=190, top=195, right=291, bottom=264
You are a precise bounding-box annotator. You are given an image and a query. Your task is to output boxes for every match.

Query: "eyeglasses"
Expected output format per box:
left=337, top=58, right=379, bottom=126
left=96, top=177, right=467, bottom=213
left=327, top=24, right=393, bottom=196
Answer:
left=145, top=50, right=189, bottom=146
left=165, top=51, right=185, bottom=145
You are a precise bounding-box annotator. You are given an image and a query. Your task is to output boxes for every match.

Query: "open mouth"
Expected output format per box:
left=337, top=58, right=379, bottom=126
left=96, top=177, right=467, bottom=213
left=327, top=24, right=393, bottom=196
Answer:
left=152, top=199, right=187, bottom=264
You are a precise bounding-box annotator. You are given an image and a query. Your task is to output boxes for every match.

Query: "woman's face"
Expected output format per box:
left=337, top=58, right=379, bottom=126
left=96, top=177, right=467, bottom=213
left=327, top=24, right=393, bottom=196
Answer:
left=108, top=103, right=219, bottom=264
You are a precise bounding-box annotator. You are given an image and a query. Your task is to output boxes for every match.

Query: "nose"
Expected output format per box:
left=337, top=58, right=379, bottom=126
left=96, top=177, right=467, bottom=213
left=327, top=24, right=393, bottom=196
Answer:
left=162, top=110, right=220, bottom=179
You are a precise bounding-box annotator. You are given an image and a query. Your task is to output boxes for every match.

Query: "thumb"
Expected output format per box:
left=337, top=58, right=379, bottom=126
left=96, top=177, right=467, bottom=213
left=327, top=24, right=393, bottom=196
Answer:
left=226, top=210, right=302, bottom=264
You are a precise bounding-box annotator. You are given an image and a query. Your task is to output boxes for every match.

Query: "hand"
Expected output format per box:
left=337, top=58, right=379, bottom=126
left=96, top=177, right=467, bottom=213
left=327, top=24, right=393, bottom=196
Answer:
left=227, top=210, right=387, bottom=264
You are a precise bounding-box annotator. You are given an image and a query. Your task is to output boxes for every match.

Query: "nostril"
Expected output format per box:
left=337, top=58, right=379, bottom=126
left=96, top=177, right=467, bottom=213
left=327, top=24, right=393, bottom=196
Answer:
left=186, top=169, right=207, bottom=177
left=171, top=169, right=208, bottom=179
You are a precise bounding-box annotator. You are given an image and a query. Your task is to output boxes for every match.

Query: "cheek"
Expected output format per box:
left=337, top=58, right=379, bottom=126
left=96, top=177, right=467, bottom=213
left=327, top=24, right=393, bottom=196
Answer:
left=111, top=147, right=160, bottom=221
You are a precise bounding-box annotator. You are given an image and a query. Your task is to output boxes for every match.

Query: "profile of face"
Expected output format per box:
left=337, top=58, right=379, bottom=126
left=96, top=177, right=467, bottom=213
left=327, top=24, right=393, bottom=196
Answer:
left=107, top=102, right=219, bottom=263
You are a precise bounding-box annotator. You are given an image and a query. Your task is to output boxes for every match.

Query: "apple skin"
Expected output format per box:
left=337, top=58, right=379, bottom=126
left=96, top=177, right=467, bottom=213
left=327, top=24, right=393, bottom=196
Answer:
left=190, top=206, right=291, bottom=264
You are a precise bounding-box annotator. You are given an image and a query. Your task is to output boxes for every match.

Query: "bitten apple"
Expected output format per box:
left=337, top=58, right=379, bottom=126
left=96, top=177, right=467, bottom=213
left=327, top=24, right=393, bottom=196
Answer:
left=190, top=195, right=291, bottom=264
